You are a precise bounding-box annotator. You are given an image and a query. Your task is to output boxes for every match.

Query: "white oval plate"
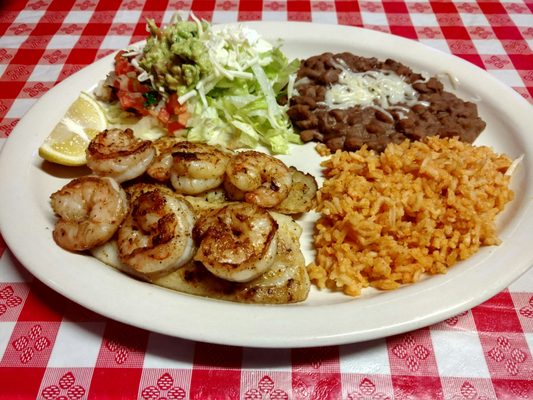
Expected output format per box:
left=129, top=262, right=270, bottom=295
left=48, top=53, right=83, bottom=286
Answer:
left=1, top=22, right=532, bottom=348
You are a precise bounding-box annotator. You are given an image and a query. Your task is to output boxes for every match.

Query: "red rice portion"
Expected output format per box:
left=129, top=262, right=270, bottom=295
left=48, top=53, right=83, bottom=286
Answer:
left=308, top=137, right=514, bottom=296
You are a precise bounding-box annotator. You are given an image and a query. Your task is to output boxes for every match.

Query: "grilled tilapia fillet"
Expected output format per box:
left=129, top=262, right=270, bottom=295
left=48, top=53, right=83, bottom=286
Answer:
left=92, top=211, right=310, bottom=304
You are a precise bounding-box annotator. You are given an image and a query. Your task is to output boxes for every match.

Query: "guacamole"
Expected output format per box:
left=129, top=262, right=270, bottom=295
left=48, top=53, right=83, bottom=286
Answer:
left=140, top=18, right=213, bottom=96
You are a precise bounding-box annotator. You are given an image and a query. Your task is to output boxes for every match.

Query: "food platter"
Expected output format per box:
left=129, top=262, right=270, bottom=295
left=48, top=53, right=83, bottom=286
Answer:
left=0, top=22, right=532, bottom=348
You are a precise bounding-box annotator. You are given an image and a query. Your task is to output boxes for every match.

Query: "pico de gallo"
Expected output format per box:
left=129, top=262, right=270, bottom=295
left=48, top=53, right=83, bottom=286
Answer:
left=96, top=15, right=300, bottom=154
left=111, top=50, right=189, bottom=134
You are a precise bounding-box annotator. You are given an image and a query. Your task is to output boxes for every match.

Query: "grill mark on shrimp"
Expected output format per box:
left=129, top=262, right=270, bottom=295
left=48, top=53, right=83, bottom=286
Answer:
left=50, top=176, right=128, bottom=252
left=86, top=128, right=155, bottom=183
left=224, top=151, right=293, bottom=208
left=193, top=203, right=279, bottom=282
left=117, top=187, right=196, bottom=277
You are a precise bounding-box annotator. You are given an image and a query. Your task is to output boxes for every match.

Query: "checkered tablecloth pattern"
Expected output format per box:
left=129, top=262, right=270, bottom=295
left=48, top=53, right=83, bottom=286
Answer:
left=1, top=0, right=532, bottom=398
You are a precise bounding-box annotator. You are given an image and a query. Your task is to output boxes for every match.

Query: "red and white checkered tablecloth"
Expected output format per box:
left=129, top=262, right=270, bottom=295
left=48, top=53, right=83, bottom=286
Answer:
left=1, top=0, right=532, bottom=399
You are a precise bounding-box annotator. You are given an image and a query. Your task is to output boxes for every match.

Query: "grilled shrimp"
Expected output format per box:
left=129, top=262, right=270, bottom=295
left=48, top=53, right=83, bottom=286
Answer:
left=50, top=176, right=128, bottom=252
left=224, top=151, right=293, bottom=208
left=193, top=203, right=279, bottom=282
left=170, top=142, right=231, bottom=195
left=117, top=186, right=196, bottom=278
left=86, top=128, right=155, bottom=183
left=147, top=140, right=231, bottom=195
left=125, top=182, right=176, bottom=203
left=146, top=137, right=184, bottom=182
left=273, top=167, right=318, bottom=214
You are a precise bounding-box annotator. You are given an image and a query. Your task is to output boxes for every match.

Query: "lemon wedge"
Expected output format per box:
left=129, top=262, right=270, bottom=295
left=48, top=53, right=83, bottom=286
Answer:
left=38, top=92, right=107, bottom=166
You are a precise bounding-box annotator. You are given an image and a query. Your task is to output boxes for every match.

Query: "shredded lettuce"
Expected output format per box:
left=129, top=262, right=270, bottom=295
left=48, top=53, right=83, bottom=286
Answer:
left=139, top=17, right=300, bottom=154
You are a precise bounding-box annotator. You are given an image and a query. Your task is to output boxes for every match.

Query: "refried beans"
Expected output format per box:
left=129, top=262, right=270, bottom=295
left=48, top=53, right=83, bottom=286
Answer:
left=287, top=52, right=486, bottom=152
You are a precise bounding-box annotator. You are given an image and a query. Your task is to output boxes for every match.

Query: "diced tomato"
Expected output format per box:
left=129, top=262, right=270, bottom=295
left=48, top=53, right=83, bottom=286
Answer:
left=116, top=91, right=149, bottom=116
left=167, top=120, right=186, bottom=133
left=161, top=93, right=189, bottom=132
left=157, top=107, right=170, bottom=125
left=114, top=51, right=136, bottom=75
left=166, top=94, right=188, bottom=118
left=166, top=93, right=180, bottom=114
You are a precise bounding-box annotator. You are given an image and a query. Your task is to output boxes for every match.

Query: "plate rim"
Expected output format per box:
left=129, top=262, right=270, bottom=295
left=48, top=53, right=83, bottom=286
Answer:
left=1, top=21, right=532, bottom=348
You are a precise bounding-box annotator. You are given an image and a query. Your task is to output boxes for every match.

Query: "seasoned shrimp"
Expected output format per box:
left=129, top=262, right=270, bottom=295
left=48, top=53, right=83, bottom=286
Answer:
left=117, top=186, right=196, bottom=278
left=169, top=142, right=231, bottom=195
left=146, top=137, right=184, bottom=182
left=193, top=203, right=279, bottom=282
left=147, top=140, right=231, bottom=195
left=273, top=167, right=318, bottom=214
left=224, top=151, right=293, bottom=208
left=86, top=128, right=155, bottom=183
left=125, top=182, right=176, bottom=203
left=50, top=176, right=128, bottom=252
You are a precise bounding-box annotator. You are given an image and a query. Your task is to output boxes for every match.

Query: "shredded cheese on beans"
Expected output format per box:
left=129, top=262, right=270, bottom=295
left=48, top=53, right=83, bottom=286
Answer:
left=324, top=69, right=422, bottom=110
